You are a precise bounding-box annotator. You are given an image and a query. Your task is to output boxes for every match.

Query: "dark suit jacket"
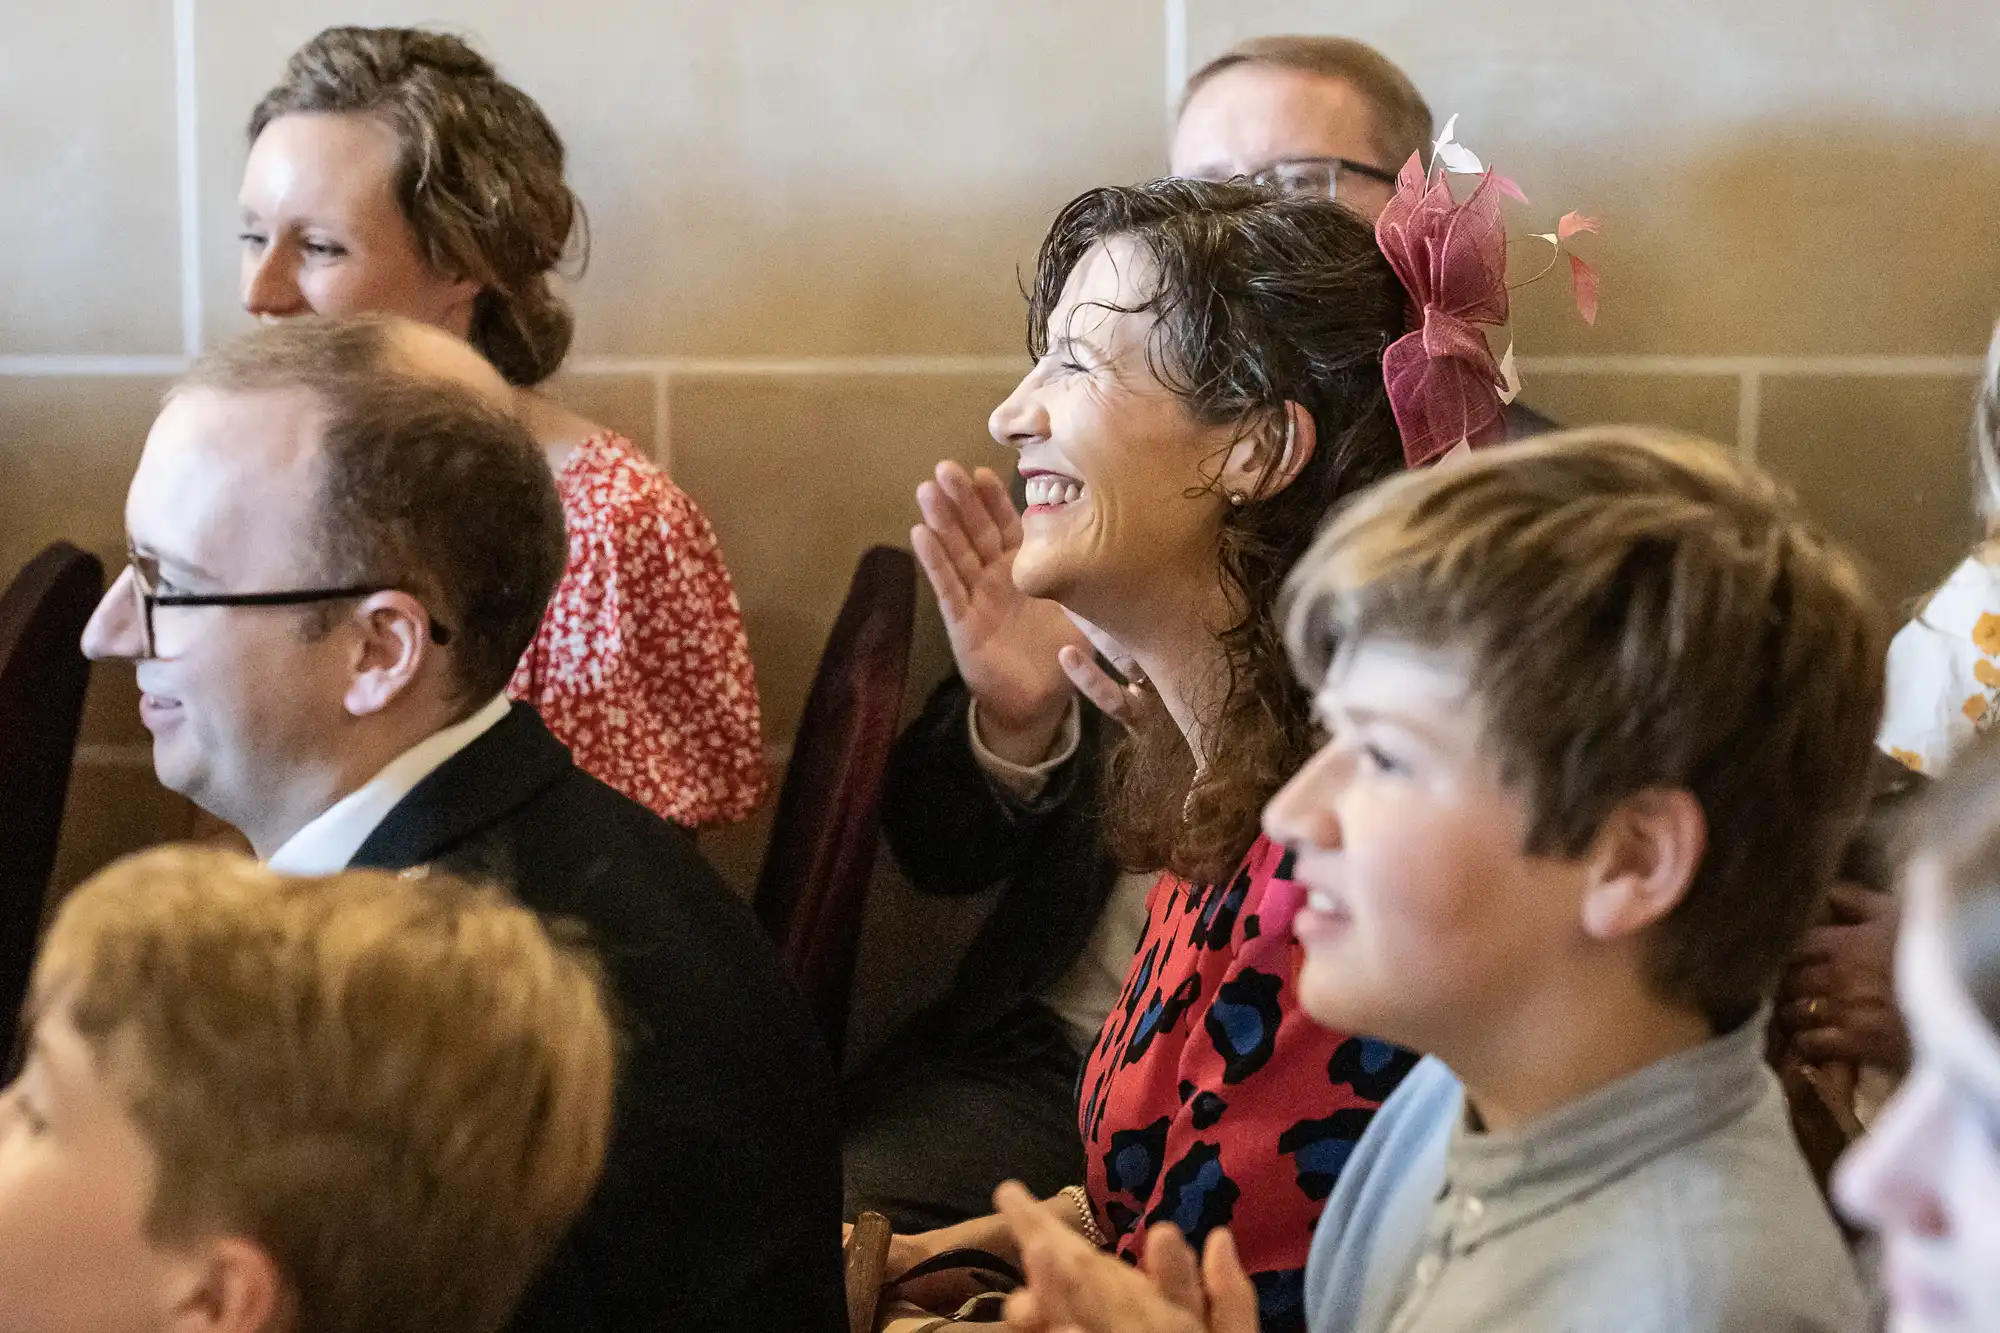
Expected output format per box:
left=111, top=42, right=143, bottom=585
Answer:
left=351, top=706, right=844, bottom=1333
left=878, top=675, right=1120, bottom=1042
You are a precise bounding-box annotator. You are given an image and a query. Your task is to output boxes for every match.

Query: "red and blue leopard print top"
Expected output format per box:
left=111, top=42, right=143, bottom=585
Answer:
left=1079, top=835, right=1417, bottom=1333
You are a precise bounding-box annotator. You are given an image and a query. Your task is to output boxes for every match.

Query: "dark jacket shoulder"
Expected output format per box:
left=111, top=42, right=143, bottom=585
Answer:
left=354, top=706, right=844, bottom=1333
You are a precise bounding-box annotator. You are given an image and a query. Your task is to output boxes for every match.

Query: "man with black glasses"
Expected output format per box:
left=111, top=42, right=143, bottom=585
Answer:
left=1171, top=35, right=1431, bottom=220
left=80, top=314, right=846, bottom=1333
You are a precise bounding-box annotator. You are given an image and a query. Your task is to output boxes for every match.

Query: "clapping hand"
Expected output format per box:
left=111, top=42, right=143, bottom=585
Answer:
left=912, top=462, right=1146, bottom=763
left=993, top=1181, right=1260, bottom=1333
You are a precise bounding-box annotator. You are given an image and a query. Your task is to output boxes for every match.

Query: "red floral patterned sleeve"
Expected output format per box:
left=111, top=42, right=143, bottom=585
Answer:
left=509, top=433, right=768, bottom=828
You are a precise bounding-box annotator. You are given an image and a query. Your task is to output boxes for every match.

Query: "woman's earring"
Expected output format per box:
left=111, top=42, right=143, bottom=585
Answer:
left=1228, top=490, right=1247, bottom=507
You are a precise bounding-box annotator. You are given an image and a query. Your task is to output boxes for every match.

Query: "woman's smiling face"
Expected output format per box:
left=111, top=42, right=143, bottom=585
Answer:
left=987, top=236, right=1238, bottom=633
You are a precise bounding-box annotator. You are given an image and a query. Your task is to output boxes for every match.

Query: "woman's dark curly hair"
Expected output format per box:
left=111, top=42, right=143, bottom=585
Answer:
left=1024, top=179, right=1407, bottom=885
left=248, top=27, right=587, bottom=388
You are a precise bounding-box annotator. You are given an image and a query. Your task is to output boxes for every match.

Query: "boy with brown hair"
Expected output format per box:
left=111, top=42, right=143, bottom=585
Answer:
left=0, top=846, right=615, bottom=1333
left=995, top=427, right=1883, bottom=1333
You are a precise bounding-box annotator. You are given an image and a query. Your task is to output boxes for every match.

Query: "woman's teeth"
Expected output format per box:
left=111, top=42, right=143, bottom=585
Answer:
left=1025, top=476, right=1083, bottom=507
left=1308, top=890, right=1341, bottom=914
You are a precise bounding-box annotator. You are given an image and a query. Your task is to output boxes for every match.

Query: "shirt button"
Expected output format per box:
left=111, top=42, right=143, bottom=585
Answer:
left=1463, top=1197, right=1484, bottom=1221
left=1414, top=1255, right=1443, bottom=1286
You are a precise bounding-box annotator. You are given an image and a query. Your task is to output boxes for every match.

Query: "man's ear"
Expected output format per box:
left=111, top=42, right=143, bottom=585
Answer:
left=1220, top=402, right=1318, bottom=503
left=343, top=591, right=439, bottom=718
left=164, top=1236, right=288, bottom=1333
left=1579, top=789, right=1707, bottom=941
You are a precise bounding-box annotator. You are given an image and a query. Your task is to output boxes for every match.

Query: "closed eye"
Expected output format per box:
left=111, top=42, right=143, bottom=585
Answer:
left=1362, top=743, right=1403, bottom=775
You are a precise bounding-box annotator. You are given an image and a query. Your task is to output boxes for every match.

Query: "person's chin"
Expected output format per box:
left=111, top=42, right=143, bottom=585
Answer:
left=1010, top=543, right=1076, bottom=604
left=147, top=733, right=202, bottom=800
left=1297, top=951, right=1375, bottom=1033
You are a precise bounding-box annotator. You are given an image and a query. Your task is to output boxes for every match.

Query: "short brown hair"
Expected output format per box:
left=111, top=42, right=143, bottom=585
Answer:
left=29, top=846, right=615, bottom=1333
left=179, top=316, right=567, bottom=705
left=1026, top=179, right=1407, bottom=885
left=1181, top=35, right=1435, bottom=176
left=1283, top=427, right=1888, bottom=1027
left=248, top=26, right=585, bottom=387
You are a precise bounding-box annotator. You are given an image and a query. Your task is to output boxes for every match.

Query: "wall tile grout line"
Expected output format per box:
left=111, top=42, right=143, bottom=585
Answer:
left=1163, top=0, right=1188, bottom=115
left=572, top=354, right=1028, bottom=377
left=9, top=353, right=1987, bottom=380
left=1516, top=354, right=1987, bottom=377
left=0, top=356, right=192, bottom=375
left=74, top=743, right=158, bottom=771
left=174, top=0, right=203, bottom=358
left=652, top=370, right=673, bottom=471
left=1736, top=372, right=1763, bottom=461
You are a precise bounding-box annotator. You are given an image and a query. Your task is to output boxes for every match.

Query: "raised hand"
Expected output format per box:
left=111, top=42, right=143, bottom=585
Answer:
left=994, top=1182, right=1259, bottom=1333
left=913, top=462, right=1092, bottom=765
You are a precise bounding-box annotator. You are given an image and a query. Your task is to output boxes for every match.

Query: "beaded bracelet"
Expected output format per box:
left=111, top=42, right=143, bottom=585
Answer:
left=1061, top=1184, right=1110, bottom=1249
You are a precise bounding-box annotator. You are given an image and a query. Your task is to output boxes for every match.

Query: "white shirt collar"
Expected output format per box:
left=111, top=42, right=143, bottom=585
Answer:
left=266, top=695, right=512, bottom=876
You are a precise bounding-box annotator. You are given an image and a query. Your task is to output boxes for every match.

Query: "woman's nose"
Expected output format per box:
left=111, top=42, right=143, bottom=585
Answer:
left=988, top=374, right=1049, bottom=451
left=241, top=244, right=309, bottom=318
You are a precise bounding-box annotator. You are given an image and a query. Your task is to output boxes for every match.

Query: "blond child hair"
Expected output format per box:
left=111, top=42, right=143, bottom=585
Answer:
left=29, top=846, right=616, bottom=1333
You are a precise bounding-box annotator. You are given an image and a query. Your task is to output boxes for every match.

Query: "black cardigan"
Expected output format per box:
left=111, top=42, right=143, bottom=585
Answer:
left=879, top=674, right=1122, bottom=1042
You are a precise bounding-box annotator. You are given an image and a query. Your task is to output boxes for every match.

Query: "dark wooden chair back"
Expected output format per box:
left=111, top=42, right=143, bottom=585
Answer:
left=754, top=545, right=916, bottom=1063
left=0, top=543, right=105, bottom=1058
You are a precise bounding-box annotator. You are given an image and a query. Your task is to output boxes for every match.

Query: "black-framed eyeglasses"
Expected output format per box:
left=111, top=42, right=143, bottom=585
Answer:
left=123, top=547, right=453, bottom=659
left=1244, top=156, right=1400, bottom=200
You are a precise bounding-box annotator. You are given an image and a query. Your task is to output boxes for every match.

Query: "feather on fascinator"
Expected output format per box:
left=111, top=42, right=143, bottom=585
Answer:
left=1375, top=115, right=1601, bottom=468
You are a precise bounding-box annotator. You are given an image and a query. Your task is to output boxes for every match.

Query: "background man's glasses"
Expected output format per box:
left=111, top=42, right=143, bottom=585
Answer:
left=1251, top=156, right=1399, bottom=199
left=123, top=548, right=453, bottom=659
left=1189, top=156, right=1400, bottom=201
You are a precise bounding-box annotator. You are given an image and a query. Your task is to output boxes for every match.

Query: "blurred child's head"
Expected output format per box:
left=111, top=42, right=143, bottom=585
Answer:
left=0, top=847, right=615, bottom=1333
left=1265, top=427, right=1886, bottom=1061
left=1839, top=733, right=2000, bottom=1333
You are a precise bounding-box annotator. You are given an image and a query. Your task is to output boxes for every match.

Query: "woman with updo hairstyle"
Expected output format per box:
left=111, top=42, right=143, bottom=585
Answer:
left=877, top=179, right=1417, bottom=1333
left=237, top=26, right=764, bottom=829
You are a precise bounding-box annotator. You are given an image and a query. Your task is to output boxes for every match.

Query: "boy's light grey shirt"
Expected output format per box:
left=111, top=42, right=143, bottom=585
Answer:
left=1305, top=1015, right=1868, bottom=1333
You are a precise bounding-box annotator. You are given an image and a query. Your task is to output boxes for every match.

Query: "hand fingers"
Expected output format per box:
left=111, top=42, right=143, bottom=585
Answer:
left=994, top=1181, right=1061, bottom=1247
left=1202, top=1231, right=1261, bottom=1333
left=1141, top=1225, right=1205, bottom=1318
left=1790, top=1025, right=1867, bottom=1066
left=1003, top=1287, right=1053, bottom=1333
left=1061, top=608, right=1135, bottom=673
left=1016, top=1232, right=1099, bottom=1333
left=1060, top=646, right=1141, bottom=725
left=971, top=466, right=1026, bottom=550
left=938, top=461, right=1008, bottom=564
left=1780, top=961, right=1840, bottom=1000
left=911, top=526, right=972, bottom=619
left=916, top=479, right=988, bottom=588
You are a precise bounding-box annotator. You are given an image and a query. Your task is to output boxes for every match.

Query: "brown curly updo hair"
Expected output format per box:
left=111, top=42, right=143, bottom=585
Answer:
left=248, top=26, right=586, bottom=387
left=1024, top=179, right=1407, bottom=886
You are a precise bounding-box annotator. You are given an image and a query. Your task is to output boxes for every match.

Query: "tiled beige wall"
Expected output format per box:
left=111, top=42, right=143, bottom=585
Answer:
left=6, top=1, right=1998, bottom=1044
